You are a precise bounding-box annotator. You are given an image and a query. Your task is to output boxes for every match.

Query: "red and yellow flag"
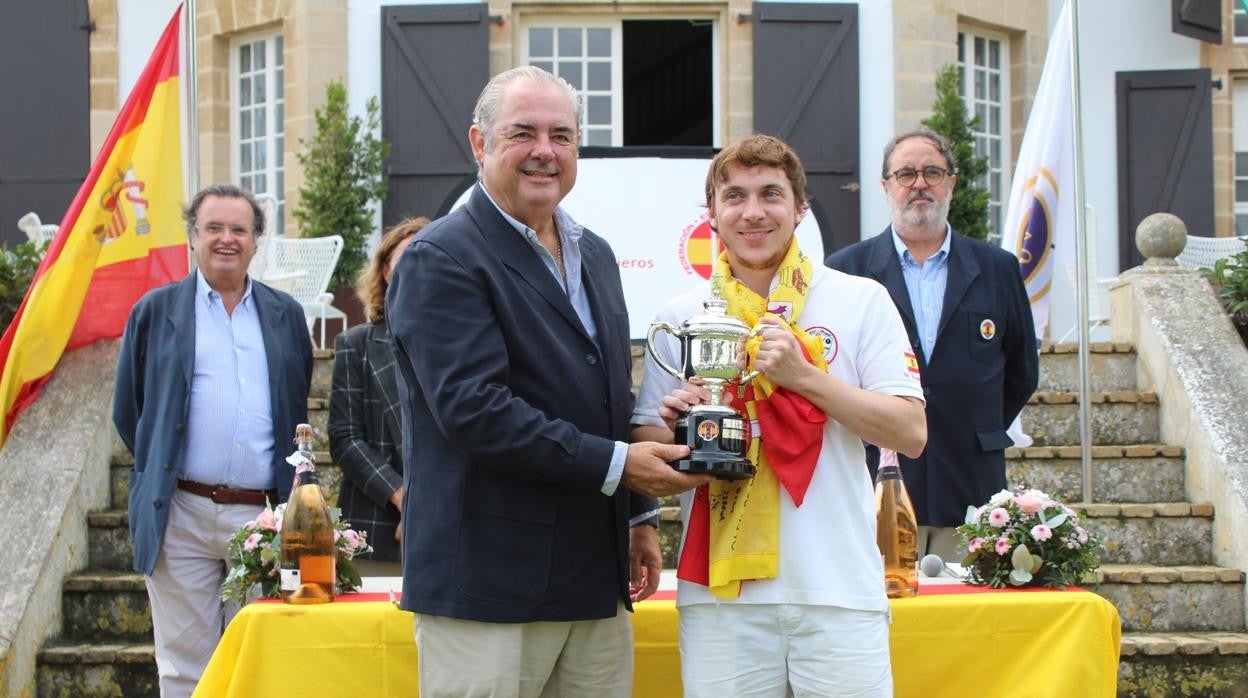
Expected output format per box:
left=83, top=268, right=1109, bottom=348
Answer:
left=0, top=6, right=187, bottom=447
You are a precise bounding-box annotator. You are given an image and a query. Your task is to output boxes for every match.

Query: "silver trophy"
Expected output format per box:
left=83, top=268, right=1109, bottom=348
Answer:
left=646, top=287, right=762, bottom=480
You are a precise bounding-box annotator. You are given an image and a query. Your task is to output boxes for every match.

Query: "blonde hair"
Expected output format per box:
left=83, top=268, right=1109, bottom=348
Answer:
left=356, top=216, right=430, bottom=322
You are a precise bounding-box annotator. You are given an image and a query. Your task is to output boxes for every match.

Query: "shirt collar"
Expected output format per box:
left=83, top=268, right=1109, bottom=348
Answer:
left=890, top=223, right=952, bottom=266
left=195, top=268, right=253, bottom=305
left=477, top=182, right=583, bottom=245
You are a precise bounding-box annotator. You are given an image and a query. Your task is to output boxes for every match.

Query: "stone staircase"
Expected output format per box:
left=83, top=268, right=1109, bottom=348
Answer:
left=33, top=343, right=1248, bottom=696
left=1019, top=343, right=1247, bottom=696
left=34, top=349, right=339, bottom=697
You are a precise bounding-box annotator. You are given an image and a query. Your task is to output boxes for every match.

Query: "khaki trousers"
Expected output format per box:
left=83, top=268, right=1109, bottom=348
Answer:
left=414, top=604, right=633, bottom=697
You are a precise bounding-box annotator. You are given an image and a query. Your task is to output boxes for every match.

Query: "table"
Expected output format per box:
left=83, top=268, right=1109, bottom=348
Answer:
left=195, top=582, right=1121, bottom=697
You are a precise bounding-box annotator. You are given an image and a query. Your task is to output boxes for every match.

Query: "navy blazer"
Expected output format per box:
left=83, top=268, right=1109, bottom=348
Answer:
left=387, top=185, right=656, bottom=623
left=113, top=272, right=313, bottom=575
left=826, top=228, right=1038, bottom=527
left=328, top=320, right=404, bottom=562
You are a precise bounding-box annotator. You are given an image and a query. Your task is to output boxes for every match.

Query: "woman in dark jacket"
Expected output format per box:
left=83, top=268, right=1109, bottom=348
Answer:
left=328, top=217, right=428, bottom=576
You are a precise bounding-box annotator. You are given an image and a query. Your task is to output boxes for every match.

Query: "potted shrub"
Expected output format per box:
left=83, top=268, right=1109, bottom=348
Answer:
left=1201, top=239, right=1248, bottom=345
left=291, top=81, right=389, bottom=335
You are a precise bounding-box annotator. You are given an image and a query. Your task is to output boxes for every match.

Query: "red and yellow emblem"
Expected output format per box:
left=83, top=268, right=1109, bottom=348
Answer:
left=904, top=351, right=920, bottom=377
left=980, top=319, right=996, bottom=340
left=697, top=419, right=720, bottom=442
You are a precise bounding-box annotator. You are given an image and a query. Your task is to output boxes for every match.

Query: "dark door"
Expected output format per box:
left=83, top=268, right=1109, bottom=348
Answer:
left=753, top=2, right=859, bottom=255
left=1116, top=69, right=1213, bottom=270
left=381, top=4, right=489, bottom=225
left=0, top=1, right=91, bottom=246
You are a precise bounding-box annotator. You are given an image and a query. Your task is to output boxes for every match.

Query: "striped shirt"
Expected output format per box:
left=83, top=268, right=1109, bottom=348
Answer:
left=892, top=225, right=952, bottom=362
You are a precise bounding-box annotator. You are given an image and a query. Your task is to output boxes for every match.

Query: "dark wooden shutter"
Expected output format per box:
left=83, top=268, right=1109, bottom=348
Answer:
left=381, top=4, right=488, bottom=225
left=1115, top=69, right=1213, bottom=270
left=0, top=1, right=91, bottom=246
left=752, top=3, right=859, bottom=255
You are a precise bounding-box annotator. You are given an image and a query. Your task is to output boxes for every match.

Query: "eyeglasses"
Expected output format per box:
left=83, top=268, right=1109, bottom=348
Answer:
left=886, top=166, right=952, bottom=188
left=197, top=222, right=253, bottom=237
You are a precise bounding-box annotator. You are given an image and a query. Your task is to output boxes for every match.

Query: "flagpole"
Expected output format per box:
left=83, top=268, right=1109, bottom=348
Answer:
left=1069, top=0, right=1093, bottom=504
left=185, top=0, right=200, bottom=197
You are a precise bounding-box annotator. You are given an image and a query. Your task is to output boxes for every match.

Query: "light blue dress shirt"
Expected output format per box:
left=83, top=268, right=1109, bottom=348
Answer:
left=479, top=184, right=629, bottom=497
left=180, top=270, right=276, bottom=491
left=892, top=225, right=952, bottom=362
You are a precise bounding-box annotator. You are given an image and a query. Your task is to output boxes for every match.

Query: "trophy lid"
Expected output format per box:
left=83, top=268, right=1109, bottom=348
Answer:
left=681, top=295, right=753, bottom=338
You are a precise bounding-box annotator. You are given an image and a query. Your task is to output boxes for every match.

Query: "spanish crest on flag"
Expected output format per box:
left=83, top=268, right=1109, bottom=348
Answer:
left=0, top=6, right=187, bottom=448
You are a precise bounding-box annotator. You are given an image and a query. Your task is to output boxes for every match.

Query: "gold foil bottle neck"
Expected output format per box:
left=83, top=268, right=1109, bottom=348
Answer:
left=295, top=423, right=315, bottom=447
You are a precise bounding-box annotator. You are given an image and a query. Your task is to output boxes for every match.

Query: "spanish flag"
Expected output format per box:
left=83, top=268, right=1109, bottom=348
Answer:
left=0, top=6, right=187, bottom=448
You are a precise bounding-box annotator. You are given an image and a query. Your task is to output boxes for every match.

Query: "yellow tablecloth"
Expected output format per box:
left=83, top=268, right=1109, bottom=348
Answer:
left=196, top=586, right=1120, bottom=697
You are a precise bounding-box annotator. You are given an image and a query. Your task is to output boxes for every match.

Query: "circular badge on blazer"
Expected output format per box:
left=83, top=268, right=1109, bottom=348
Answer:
left=979, top=319, right=997, bottom=340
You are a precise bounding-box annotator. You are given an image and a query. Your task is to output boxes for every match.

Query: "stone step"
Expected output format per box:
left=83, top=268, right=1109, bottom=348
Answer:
left=1118, top=632, right=1248, bottom=697
left=109, top=453, right=133, bottom=510
left=61, top=573, right=151, bottom=643
left=1005, top=444, right=1186, bottom=504
left=1093, top=564, right=1246, bottom=633
left=37, top=643, right=157, bottom=698
left=1020, top=391, right=1159, bottom=446
left=86, top=512, right=133, bottom=572
left=1038, top=342, right=1138, bottom=392
left=311, top=347, right=332, bottom=400
left=1071, top=502, right=1214, bottom=566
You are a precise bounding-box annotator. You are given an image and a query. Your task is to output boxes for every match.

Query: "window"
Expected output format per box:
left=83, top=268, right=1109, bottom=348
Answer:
left=232, top=33, right=285, bottom=233
left=957, top=29, right=1010, bottom=242
left=521, top=18, right=715, bottom=147
left=1235, top=1, right=1248, bottom=42
left=1233, top=82, right=1248, bottom=235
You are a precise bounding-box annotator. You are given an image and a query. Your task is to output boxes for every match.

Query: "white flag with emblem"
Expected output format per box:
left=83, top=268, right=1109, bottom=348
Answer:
left=1000, top=0, right=1075, bottom=339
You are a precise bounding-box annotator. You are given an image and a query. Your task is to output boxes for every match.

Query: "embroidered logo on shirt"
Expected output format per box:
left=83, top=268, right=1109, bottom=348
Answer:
left=980, top=319, right=997, bottom=340
left=806, top=326, right=839, bottom=364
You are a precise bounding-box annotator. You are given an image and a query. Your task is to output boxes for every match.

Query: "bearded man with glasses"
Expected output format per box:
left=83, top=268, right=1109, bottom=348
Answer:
left=826, top=128, right=1038, bottom=564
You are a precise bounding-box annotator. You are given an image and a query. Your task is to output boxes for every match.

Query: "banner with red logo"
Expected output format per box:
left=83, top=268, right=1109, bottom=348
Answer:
left=452, top=156, right=826, bottom=338
left=0, top=5, right=187, bottom=447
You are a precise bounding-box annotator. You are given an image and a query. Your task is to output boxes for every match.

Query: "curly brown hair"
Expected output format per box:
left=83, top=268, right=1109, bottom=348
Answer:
left=356, top=216, right=430, bottom=322
left=704, top=134, right=808, bottom=213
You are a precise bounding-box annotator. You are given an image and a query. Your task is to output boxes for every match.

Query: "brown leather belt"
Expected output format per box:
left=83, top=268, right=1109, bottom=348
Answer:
left=177, top=479, right=276, bottom=507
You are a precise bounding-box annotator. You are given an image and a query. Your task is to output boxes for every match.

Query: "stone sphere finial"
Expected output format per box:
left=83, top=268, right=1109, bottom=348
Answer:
left=1136, top=212, right=1187, bottom=265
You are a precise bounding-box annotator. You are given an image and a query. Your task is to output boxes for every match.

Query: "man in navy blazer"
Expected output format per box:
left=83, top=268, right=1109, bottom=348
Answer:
left=113, top=184, right=312, bottom=697
left=825, top=129, right=1038, bottom=562
left=387, top=67, right=707, bottom=697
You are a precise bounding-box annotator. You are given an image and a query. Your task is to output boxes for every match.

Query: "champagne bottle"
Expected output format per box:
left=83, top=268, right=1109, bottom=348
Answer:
left=280, top=423, right=336, bottom=604
left=874, top=448, right=918, bottom=599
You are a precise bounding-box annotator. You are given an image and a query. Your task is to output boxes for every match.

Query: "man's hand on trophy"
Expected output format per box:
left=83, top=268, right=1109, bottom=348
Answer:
left=622, top=442, right=711, bottom=497
left=752, top=316, right=816, bottom=390
left=658, top=381, right=713, bottom=431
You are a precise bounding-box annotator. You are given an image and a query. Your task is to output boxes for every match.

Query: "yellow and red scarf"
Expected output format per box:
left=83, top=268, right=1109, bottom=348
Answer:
left=677, top=242, right=828, bottom=597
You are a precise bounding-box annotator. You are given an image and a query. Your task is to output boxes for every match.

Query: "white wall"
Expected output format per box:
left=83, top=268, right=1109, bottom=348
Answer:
left=117, top=0, right=181, bottom=102
left=1046, top=0, right=1202, bottom=341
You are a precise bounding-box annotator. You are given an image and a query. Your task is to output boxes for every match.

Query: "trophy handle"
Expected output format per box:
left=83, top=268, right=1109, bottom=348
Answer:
left=646, top=322, right=684, bottom=379
left=739, top=324, right=767, bottom=384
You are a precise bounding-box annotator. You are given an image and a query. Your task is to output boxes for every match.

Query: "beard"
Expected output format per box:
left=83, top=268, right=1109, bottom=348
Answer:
left=892, top=190, right=952, bottom=230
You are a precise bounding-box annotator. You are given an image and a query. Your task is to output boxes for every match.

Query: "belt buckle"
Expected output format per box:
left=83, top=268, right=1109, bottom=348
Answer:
left=209, top=485, right=224, bottom=504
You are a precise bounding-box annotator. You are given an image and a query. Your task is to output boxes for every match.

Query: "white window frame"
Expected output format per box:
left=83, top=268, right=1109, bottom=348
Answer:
left=230, top=31, right=285, bottom=233
left=517, top=14, right=721, bottom=147
left=957, top=26, right=1011, bottom=243
left=1232, top=81, right=1248, bottom=235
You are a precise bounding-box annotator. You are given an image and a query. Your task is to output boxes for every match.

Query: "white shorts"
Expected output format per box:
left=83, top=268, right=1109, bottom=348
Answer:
left=679, top=603, right=892, bottom=697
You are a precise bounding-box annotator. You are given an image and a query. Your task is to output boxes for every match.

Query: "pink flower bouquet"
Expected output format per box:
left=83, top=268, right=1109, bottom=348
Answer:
left=956, top=487, right=1101, bottom=588
left=222, top=501, right=373, bottom=604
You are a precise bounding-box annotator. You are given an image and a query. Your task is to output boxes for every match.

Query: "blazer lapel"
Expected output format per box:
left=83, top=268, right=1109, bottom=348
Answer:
left=168, top=274, right=199, bottom=388
left=868, top=230, right=918, bottom=336
left=253, top=282, right=290, bottom=407
left=936, top=231, right=979, bottom=342
left=370, top=321, right=403, bottom=440
left=465, top=185, right=589, bottom=341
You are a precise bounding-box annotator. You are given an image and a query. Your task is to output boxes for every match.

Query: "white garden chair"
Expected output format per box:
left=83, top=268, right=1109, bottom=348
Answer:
left=1175, top=234, right=1248, bottom=269
left=248, top=194, right=281, bottom=280
left=265, top=234, right=347, bottom=349
left=17, top=212, right=59, bottom=246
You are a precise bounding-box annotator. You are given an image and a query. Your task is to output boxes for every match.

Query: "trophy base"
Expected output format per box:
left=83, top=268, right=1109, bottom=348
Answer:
left=672, top=407, right=754, bottom=480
